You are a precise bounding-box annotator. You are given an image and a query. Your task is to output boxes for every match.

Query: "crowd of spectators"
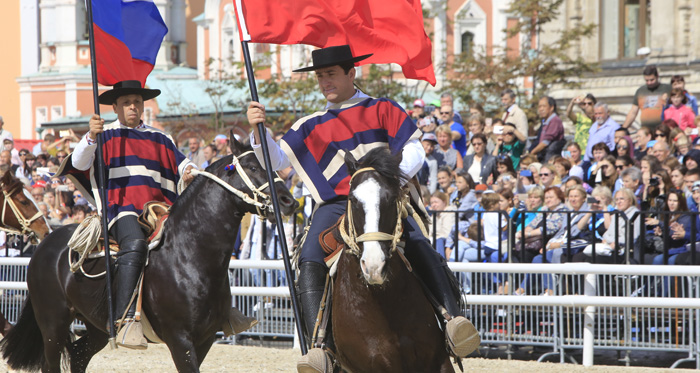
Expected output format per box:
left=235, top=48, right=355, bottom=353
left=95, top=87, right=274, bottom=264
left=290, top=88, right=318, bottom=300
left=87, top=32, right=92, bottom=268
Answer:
left=411, top=66, right=700, bottom=295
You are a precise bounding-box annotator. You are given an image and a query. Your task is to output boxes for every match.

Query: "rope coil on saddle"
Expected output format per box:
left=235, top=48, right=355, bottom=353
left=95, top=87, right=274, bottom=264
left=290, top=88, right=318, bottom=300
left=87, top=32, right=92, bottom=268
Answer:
left=67, top=215, right=109, bottom=278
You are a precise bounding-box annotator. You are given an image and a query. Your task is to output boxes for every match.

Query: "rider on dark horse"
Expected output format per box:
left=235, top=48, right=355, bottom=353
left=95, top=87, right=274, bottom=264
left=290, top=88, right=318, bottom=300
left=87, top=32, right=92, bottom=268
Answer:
left=59, top=81, right=198, bottom=349
left=247, top=45, right=480, bottom=372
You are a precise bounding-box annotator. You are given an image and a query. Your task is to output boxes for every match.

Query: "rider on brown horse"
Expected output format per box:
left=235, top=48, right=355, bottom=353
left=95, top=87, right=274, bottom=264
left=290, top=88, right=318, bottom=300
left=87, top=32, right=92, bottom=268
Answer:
left=247, top=45, right=480, bottom=372
left=58, top=81, right=197, bottom=349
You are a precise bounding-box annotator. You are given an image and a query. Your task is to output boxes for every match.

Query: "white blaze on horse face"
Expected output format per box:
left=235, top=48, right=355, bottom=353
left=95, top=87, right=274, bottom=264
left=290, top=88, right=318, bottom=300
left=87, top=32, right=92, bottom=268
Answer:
left=353, top=177, right=386, bottom=285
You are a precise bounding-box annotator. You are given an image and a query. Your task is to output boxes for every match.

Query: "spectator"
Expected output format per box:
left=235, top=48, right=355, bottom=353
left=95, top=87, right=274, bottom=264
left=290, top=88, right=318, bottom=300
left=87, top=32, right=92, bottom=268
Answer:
left=622, top=65, right=672, bottom=130
left=16, top=152, right=36, bottom=182
left=418, top=133, right=442, bottom=193
left=494, top=172, right=516, bottom=194
left=469, top=103, right=485, bottom=118
left=434, top=125, right=463, bottom=170
left=451, top=193, right=503, bottom=264
left=463, top=133, right=494, bottom=185
left=3, top=139, right=20, bottom=167
left=213, top=134, right=229, bottom=159
left=436, top=166, right=456, bottom=194
left=552, top=157, right=572, bottom=184
left=633, top=127, right=654, bottom=160
left=586, top=142, right=611, bottom=184
left=621, top=166, right=644, bottom=205
left=493, top=155, right=516, bottom=185
left=428, top=191, right=455, bottom=259
left=671, top=165, right=687, bottom=190
left=449, top=170, right=478, bottom=220
left=614, top=135, right=635, bottom=159
left=515, top=187, right=569, bottom=293
left=563, top=141, right=586, bottom=180
left=683, top=149, right=700, bottom=170
left=664, top=87, right=697, bottom=137
left=201, top=144, right=217, bottom=169
left=530, top=96, right=565, bottom=162
left=574, top=188, right=641, bottom=264
left=670, top=75, right=698, bottom=115
left=538, top=164, right=559, bottom=189
left=493, top=122, right=526, bottom=169
left=654, top=122, right=673, bottom=147
left=438, top=106, right=467, bottom=157
left=529, top=162, right=543, bottom=185
left=0, top=150, right=17, bottom=174
left=614, top=127, right=630, bottom=144
left=0, top=116, right=13, bottom=144
left=519, top=154, right=539, bottom=172
left=500, top=89, right=529, bottom=138
left=566, top=93, right=597, bottom=153
left=583, top=102, right=619, bottom=162
left=71, top=204, right=92, bottom=225
left=675, top=135, right=691, bottom=159
left=613, top=155, right=635, bottom=193
left=513, top=186, right=545, bottom=234
left=413, top=99, right=438, bottom=133
left=187, top=137, right=206, bottom=168
left=440, top=92, right=463, bottom=125
left=516, top=169, right=536, bottom=194
left=466, top=114, right=494, bottom=155
left=411, top=98, right=425, bottom=123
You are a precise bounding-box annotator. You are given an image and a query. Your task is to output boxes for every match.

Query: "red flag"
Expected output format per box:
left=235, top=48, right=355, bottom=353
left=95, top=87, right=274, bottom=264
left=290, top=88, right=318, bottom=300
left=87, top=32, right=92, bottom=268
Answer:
left=233, top=0, right=435, bottom=85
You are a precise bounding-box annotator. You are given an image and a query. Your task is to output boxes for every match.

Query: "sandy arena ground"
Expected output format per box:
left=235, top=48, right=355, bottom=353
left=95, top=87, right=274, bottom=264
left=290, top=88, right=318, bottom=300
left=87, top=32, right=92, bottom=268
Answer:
left=1, top=343, right=690, bottom=372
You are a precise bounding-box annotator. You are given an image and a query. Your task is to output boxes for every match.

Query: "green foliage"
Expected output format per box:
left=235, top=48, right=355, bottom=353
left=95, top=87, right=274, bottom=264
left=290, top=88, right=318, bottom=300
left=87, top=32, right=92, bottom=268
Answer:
left=355, top=64, right=430, bottom=109
left=447, top=0, right=598, bottom=123
left=258, top=73, right=321, bottom=132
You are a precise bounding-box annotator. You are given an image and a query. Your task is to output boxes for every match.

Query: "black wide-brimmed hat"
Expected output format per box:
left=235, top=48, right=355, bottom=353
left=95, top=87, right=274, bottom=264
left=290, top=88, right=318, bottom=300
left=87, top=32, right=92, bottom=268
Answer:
left=293, top=45, right=372, bottom=72
left=98, top=80, right=161, bottom=105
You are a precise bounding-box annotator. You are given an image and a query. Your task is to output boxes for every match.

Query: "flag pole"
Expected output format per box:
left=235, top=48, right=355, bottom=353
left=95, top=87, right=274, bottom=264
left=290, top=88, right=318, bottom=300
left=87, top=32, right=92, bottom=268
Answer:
left=240, top=41, right=308, bottom=355
left=86, top=0, right=118, bottom=349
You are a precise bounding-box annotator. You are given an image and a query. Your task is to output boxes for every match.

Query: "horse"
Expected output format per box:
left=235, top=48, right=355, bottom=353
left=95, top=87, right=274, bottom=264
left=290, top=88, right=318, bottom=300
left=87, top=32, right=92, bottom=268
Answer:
left=0, top=137, right=298, bottom=373
left=0, top=170, right=51, bottom=337
left=330, top=148, right=455, bottom=372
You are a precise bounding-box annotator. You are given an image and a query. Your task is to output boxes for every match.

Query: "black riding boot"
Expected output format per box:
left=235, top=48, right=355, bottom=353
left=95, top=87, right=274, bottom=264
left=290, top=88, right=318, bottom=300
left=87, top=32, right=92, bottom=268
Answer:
left=113, top=238, right=148, bottom=349
left=404, top=240, right=480, bottom=357
left=297, top=262, right=334, bottom=373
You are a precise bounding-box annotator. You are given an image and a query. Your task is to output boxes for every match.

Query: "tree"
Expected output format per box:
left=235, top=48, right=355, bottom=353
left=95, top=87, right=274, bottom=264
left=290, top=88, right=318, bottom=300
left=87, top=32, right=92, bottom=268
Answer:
left=446, top=0, right=598, bottom=125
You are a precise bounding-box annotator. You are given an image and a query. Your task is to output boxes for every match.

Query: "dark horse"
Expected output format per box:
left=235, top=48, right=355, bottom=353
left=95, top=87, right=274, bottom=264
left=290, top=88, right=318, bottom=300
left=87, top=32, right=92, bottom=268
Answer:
left=0, top=170, right=52, bottom=336
left=0, top=137, right=297, bottom=372
left=331, top=148, right=454, bottom=372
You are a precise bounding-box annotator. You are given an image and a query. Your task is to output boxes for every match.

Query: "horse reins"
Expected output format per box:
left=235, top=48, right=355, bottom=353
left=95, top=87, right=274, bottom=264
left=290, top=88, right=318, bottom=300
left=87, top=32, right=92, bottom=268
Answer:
left=339, top=167, right=405, bottom=258
left=186, top=151, right=282, bottom=216
left=0, top=182, right=44, bottom=241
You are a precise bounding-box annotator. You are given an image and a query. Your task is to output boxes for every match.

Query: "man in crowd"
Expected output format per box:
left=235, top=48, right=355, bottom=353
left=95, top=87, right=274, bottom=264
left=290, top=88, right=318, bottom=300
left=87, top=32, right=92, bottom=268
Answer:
left=246, top=45, right=479, bottom=372
left=530, top=96, right=565, bottom=162
left=201, top=143, right=217, bottom=168
left=500, top=88, right=529, bottom=138
left=440, top=92, right=463, bottom=125
left=651, top=141, right=671, bottom=163
left=584, top=103, right=619, bottom=162
left=0, top=116, right=13, bottom=144
left=187, top=136, right=206, bottom=167
left=633, top=127, right=654, bottom=160
left=440, top=105, right=467, bottom=156
left=622, top=65, right=672, bottom=130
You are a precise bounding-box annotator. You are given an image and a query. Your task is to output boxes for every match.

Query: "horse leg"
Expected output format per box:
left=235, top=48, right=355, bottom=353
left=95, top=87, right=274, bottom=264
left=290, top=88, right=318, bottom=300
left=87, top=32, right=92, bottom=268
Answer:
left=164, top=336, right=201, bottom=372
left=194, top=336, right=217, bottom=368
left=69, top=323, right=108, bottom=373
left=33, top=302, right=74, bottom=373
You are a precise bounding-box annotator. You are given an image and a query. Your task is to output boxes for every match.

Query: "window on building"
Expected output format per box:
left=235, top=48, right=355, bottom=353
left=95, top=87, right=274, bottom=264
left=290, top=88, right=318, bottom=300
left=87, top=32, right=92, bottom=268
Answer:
left=600, top=0, right=650, bottom=60
left=50, top=106, right=63, bottom=121
left=36, top=107, right=48, bottom=128
left=461, top=32, right=474, bottom=57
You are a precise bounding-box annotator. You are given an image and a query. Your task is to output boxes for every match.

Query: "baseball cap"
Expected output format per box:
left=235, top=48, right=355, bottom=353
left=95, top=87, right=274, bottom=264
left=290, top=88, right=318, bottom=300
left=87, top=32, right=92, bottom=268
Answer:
left=214, top=134, right=227, bottom=142
left=421, top=133, right=438, bottom=143
left=429, top=99, right=441, bottom=108
left=33, top=180, right=47, bottom=188
left=474, top=184, right=488, bottom=193
left=413, top=99, right=425, bottom=108
left=693, top=181, right=700, bottom=192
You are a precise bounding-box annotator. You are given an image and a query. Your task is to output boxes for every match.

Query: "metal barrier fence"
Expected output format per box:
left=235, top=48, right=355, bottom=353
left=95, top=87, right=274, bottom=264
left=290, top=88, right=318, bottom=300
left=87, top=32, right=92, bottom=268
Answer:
left=1, top=258, right=700, bottom=368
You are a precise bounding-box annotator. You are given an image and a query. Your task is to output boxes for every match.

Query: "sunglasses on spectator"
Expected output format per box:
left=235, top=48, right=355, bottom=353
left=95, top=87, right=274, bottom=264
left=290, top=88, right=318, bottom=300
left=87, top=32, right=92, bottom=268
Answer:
left=472, top=142, right=484, bottom=146
left=440, top=111, right=451, bottom=115
left=581, top=101, right=594, bottom=106
left=19, top=152, right=28, bottom=156
left=51, top=180, right=61, bottom=184
left=615, top=165, right=624, bottom=170
left=539, top=173, right=551, bottom=177
left=656, top=133, right=666, bottom=137
left=73, top=194, right=82, bottom=199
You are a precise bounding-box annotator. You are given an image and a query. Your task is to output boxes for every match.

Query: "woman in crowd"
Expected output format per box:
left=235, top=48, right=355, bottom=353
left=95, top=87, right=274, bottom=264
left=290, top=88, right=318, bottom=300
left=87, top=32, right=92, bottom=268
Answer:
left=428, top=191, right=455, bottom=259
left=449, top=170, right=478, bottom=220
left=514, top=187, right=569, bottom=265
left=566, top=93, right=597, bottom=153
left=593, top=155, right=618, bottom=191
left=571, top=188, right=641, bottom=264
left=434, top=125, right=463, bottom=170
left=646, top=189, right=691, bottom=266
left=436, top=166, right=456, bottom=194
left=654, top=122, right=673, bottom=148
left=462, top=133, right=495, bottom=185
left=16, top=152, right=36, bottom=182
left=551, top=157, right=572, bottom=184
left=614, top=135, right=635, bottom=159
left=513, top=186, right=545, bottom=235
left=586, top=142, right=611, bottom=185
left=538, top=164, right=560, bottom=189
left=671, top=165, right=687, bottom=191
left=492, top=155, right=516, bottom=184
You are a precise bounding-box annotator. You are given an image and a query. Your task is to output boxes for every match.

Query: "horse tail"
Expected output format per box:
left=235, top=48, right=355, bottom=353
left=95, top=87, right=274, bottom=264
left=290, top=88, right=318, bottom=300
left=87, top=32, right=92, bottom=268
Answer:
left=0, top=297, right=45, bottom=371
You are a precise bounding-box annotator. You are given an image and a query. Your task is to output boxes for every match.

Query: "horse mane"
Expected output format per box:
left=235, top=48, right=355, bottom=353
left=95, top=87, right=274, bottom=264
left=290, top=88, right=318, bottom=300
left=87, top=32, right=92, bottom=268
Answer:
left=170, top=154, right=236, bottom=211
left=353, top=147, right=405, bottom=196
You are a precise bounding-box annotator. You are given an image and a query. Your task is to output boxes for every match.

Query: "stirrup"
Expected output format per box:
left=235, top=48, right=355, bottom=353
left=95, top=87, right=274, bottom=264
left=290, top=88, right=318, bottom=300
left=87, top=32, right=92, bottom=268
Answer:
left=445, top=316, right=480, bottom=358
left=116, top=318, right=148, bottom=350
left=297, top=347, right=333, bottom=373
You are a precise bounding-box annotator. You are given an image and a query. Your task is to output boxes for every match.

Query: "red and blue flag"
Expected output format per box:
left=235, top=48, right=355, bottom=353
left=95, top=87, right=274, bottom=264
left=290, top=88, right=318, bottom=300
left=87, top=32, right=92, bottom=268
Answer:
left=91, top=0, right=167, bottom=87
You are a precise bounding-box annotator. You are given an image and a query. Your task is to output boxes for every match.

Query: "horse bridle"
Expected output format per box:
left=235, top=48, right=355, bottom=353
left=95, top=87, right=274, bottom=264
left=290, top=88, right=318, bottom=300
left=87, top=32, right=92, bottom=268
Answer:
left=0, top=182, right=44, bottom=240
left=339, top=167, right=404, bottom=257
left=189, top=150, right=283, bottom=216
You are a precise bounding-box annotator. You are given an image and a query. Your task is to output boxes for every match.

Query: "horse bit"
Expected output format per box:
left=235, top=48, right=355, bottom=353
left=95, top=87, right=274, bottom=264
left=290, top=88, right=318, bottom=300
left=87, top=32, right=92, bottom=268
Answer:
left=1, top=182, right=44, bottom=242
left=188, top=150, right=282, bottom=216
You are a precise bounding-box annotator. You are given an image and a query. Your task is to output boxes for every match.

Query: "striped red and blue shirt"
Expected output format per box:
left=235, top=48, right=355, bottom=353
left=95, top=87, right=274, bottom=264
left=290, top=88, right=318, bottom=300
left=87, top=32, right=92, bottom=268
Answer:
left=60, top=120, right=193, bottom=227
left=279, top=97, right=422, bottom=203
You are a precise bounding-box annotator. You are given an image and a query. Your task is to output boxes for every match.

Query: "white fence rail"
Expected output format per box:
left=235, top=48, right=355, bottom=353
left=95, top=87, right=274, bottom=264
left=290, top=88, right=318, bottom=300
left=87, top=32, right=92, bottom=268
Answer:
left=1, top=258, right=699, bottom=368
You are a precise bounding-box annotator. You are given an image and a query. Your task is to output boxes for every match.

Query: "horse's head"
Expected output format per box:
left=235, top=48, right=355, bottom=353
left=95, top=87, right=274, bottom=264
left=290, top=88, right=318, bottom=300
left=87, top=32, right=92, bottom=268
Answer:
left=208, top=134, right=297, bottom=222
left=0, top=171, right=51, bottom=241
left=344, top=147, right=405, bottom=285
